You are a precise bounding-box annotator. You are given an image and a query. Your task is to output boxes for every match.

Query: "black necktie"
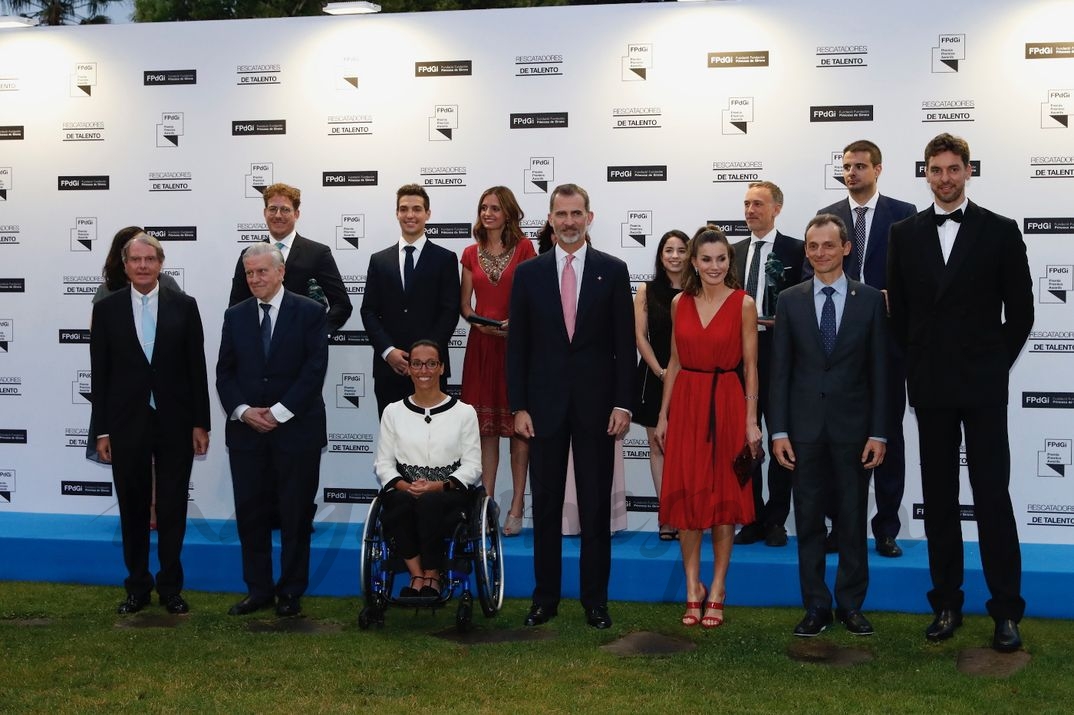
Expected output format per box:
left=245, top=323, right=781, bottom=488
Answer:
left=934, top=208, right=964, bottom=226
left=820, top=287, right=837, bottom=356
left=852, top=206, right=868, bottom=280
left=746, top=240, right=764, bottom=301
left=260, top=303, right=272, bottom=355
left=403, top=245, right=416, bottom=293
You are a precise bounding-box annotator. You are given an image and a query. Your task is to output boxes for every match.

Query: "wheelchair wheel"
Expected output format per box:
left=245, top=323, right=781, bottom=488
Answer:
left=358, top=605, right=383, bottom=630
left=360, top=496, right=385, bottom=609
left=474, top=494, right=505, bottom=617
left=455, top=592, right=473, bottom=632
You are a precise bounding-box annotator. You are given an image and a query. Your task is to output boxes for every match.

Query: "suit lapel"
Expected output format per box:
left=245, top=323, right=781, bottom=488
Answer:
left=269, top=291, right=296, bottom=358
left=801, top=281, right=829, bottom=357
left=831, top=280, right=866, bottom=357
left=576, top=248, right=606, bottom=337
left=118, top=287, right=148, bottom=364
left=151, top=287, right=175, bottom=365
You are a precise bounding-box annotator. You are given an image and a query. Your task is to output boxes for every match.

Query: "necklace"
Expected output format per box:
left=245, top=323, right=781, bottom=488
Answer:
left=478, top=244, right=514, bottom=285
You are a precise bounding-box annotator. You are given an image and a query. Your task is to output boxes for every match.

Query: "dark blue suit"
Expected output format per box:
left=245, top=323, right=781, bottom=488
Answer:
left=507, top=245, right=634, bottom=610
left=216, top=289, right=328, bottom=601
left=816, top=195, right=916, bottom=540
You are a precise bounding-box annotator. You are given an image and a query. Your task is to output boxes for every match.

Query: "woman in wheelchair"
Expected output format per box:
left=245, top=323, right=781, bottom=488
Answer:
left=374, top=339, right=482, bottom=599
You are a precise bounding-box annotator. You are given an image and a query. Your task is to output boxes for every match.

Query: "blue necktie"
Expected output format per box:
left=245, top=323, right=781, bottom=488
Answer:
left=403, top=245, right=415, bottom=293
left=820, top=286, right=837, bottom=356
left=260, top=303, right=272, bottom=356
left=141, top=295, right=156, bottom=408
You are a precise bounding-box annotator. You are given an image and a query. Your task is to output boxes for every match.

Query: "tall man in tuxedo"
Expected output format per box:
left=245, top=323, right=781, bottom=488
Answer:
left=770, top=214, right=888, bottom=638
left=507, top=183, right=635, bottom=630
left=888, top=133, right=1033, bottom=652
left=817, top=140, right=917, bottom=558
left=360, top=184, right=461, bottom=415
left=229, top=182, right=353, bottom=333
left=91, top=233, right=210, bottom=615
left=732, top=181, right=805, bottom=548
left=217, top=244, right=329, bottom=618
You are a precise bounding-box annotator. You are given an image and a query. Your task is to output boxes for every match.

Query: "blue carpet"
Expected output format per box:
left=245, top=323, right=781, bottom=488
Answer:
left=1, top=512, right=1070, bottom=618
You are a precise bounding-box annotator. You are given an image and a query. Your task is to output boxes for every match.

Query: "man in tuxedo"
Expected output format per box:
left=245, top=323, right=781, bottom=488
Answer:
left=817, top=140, right=917, bottom=558
left=888, top=133, right=1033, bottom=653
left=90, top=233, right=210, bottom=615
left=770, top=214, right=888, bottom=637
left=217, top=244, right=329, bottom=618
left=731, top=181, right=805, bottom=548
left=360, top=184, right=461, bottom=415
left=507, top=183, right=634, bottom=629
left=229, top=182, right=352, bottom=333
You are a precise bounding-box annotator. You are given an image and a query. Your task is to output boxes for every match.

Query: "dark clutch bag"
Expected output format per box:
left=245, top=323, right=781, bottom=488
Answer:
left=732, top=443, right=764, bottom=487
left=466, top=313, right=505, bottom=329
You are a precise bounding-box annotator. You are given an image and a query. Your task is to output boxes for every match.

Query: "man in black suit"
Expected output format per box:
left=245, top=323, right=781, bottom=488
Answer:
left=90, top=233, right=210, bottom=615
left=217, top=244, right=329, bottom=618
left=770, top=214, right=888, bottom=637
left=731, top=181, right=805, bottom=548
left=229, top=182, right=352, bottom=333
left=507, top=183, right=634, bottom=630
left=817, top=140, right=917, bottom=558
left=360, top=184, right=461, bottom=415
left=888, top=133, right=1033, bottom=653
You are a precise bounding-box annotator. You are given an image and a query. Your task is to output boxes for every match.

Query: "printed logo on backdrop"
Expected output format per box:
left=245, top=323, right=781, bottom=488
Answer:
left=58, top=176, right=109, bottom=191
left=245, top=163, right=273, bottom=198
left=0, top=223, right=17, bottom=243
left=916, top=160, right=981, bottom=177
left=156, top=113, right=184, bottom=147
left=415, top=61, right=472, bottom=77
left=723, top=97, right=754, bottom=135
left=0, top=318, right=11, bottom=352
left=64, top=427, right=90, bottom=451
left=236, top=223, right=270, bottom=244
left=824, top=151, right=847, bottom=190
left=450, top=327, right=466, bottom=351
left=337, top=58, right=360, bottom=90
left=1029, top=155, right=1074, bottom=178
left=712, top=161, right=762, bottom=185
left=0, top=74, right=19, bottom=92
left=145, top=226, right=196, bottom=244
left=1023, top=391, right=1074, bottom=408
left=1038, top=438, right=1071, bottom=477
left=510, top=112, right=568, bottom=129
left=1025, top=42, right=1074, bottom=60
left=932, top=34, right=965, bottom=72
left=336, top=215, right=364, bottom=250
left=335, top=373, right=367, bottom=411
left=913, top=503, right=976, bottom=521
left=342, top=274, right=364, bottom=297
left=324, top=487, right=377, bottom=503
left=0, top=126, right=23, bottom=140
left=329, top=330, right=367, bottom=346
left=810, top=105, right=874, bottom=122
left=429, top=105, right=458, bottom=141
left=424, top=223, right=471, bottom=240
left=0, top=166, right=10, bottom=200
left=921, top=99, right=976, bottom=123
left=1035, top=263, right=1074, bottom=304
left=61, top=121, right=104, bottom=142
left=58, top=329, right=90, bottom=344
left=161, top=268, right=184, bottom=290
left=524, top=157, right=554, bottom=193
left=144, top=69, right=196, bottom=86
left=421, top=166, right=467, bottom=188
left=515, top=53, right=562, bottom=77
left=706, top=220, right=749, bottom=238
left=623, top=437, right=651, bottom=461
left=72, top=370, right=92, bottom=403
left=622, top=44, right=652, bottom=81
left=0, top=430, right=27, bottom=444
left=815, top=44, right=868, bottom=68
left=1041, top=90, right=1071, bottom=128
left=621, top=211, right=652, bottom=248
left=612, top=106, right=661, bottom=129
left=63, top=274, right=98, bottom=295
left=327, top=114, right=373, bottom=136
left=0, top=468, right=14, bottom=503
left=628, top=272, right=654, bottom=297
left=322, top=171, right=378, bottom=187
left=69, top=216, right=96, bottom=251
left=1026, top=217, right=1074, bottom=235
left=232, top=120, right=286, bottom=136
left=607, top=166, right=666, bottom=183
left=0, top=278, right=25, bottom=293
left=521, top=219, right=545, bottom=241
left=70, top=62, right=97, bottom=97
left=61, top=481, right=112, bottom=497
left=147, top=173, right=192, bottom=192
left=1027, top=503, right=1074, bottom=527
left=236, top=64, right=281, bottom=86
left=0, top=376, right=22, bottom=396
left=1028, top=330, right=1074, bottom=351
left=708, top=51, right=769, bottom=68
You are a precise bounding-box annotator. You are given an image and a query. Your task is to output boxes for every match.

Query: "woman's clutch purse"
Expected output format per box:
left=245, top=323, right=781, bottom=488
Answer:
left=732, top=443, right=764, bottom=487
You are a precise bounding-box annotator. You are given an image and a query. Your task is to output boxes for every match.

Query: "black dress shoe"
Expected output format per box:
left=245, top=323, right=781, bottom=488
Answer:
left=161, top=594, right=190, bottom=615
left=116, top=593, right=151, bottom=615
left=793, top=607, right=833, bottom=637
left=227, top=595, right=274, bottom=616
left=586, top=606, right=612, bottom=629
left=836, top=608, right=875, bottom=636
left=875, top=536, right=903, bottom=558
left=276, top=595, right=302, bottom=617
left=925, top=609, right=963, bottom=642
left=734, top=522, right=764, bottom=545
left=764, top=523, right=788, bottom=547
left=992, top=619, right=1022, bottom=653
left=523, top=603, right=557, bottom=627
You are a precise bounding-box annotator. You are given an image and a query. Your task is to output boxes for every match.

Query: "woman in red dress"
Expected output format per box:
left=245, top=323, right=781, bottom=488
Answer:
left=460, top=186, right=536, bottom=536
left=656, top=226, right=762, bottom=628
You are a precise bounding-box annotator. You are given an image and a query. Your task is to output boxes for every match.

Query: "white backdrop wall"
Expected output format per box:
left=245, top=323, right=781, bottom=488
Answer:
left=1, top=0, right=1072, bottom=544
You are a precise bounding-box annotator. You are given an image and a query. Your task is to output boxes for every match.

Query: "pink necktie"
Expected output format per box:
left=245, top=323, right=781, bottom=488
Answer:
left=562, top=254, right=577, bottom=340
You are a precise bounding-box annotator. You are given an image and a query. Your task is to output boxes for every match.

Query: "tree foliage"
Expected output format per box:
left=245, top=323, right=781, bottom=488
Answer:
left=0, top=0, right=117, bottom=24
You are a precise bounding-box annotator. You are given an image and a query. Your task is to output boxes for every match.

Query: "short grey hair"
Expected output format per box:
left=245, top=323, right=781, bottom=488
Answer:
left=242, top=242, right=284, bottom=267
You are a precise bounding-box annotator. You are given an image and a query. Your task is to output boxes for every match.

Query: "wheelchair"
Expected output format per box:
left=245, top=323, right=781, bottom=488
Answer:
left=358, top=486, right=505, bottom=632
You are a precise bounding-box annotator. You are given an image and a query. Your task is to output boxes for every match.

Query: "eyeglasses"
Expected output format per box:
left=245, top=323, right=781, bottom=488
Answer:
left=409, top=360, right=442, bottom=371
left=265, top=206, right=294, bottom=215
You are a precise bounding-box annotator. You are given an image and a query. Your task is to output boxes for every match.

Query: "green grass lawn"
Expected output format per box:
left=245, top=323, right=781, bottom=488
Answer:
left=0, top=581, right=1068, bottom=713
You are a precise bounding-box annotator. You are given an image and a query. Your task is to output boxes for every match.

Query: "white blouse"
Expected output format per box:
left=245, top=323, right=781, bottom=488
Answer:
left=374, top=396, right=482, bottom=491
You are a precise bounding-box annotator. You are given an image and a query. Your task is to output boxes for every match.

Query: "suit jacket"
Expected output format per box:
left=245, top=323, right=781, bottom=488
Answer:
left=506, top=246, right=635, bottom=432
left=359, top=239, right=461, bottom=378
left=887, top=201, right=1033, bottom=409
left=90, top=284, right=211, bottom=444
left=732, top=231, right=806, bottom=299
left=216, top=289, right=329, bottom=452
left=768, top=278, right=887, bottom=444
left=230, top=234, right=352, bottom=332
left=816, top=194, right=917, bottom=288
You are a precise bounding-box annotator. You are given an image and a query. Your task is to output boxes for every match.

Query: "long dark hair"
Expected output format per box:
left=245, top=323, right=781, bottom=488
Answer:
left=102, top=226, right=146, bottom=291
left=472, top=186, right=525, bottom=250
left=681, top=225, right=740, bottom=296
left=651, top=229, right=689, bottom=289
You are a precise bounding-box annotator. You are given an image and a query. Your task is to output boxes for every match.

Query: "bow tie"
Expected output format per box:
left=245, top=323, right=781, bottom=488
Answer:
left=934, top=208, right=964, bottom=226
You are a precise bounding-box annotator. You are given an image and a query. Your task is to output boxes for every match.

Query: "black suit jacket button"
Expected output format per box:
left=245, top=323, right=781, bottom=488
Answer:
left=820, top=392, right=826, bottom=398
